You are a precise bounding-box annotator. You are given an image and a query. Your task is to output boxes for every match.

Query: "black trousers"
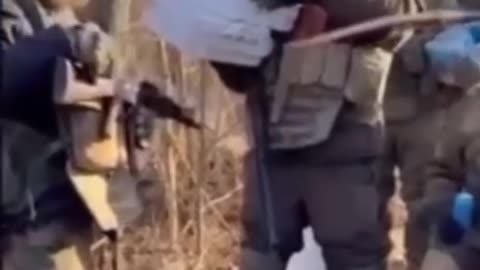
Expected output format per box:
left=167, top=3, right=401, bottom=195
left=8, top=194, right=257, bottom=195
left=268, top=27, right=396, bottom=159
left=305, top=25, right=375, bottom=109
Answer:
left=241, top=118, right=387, bottom=270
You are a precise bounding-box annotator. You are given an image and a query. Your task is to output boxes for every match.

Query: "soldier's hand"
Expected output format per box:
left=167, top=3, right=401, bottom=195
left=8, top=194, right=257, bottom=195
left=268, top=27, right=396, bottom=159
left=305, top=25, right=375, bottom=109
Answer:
left=66, top=22, right=113, bottom=80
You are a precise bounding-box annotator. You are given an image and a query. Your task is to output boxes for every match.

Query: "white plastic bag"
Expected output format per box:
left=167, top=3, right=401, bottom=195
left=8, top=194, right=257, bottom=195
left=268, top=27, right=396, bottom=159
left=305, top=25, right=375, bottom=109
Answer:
left=143, top=0, right=300, bottom=66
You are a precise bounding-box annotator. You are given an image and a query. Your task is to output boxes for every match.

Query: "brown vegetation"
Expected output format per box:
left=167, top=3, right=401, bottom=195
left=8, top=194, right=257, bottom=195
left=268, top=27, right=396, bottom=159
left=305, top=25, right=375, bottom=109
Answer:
left=81, top=1, right=248, bottom=269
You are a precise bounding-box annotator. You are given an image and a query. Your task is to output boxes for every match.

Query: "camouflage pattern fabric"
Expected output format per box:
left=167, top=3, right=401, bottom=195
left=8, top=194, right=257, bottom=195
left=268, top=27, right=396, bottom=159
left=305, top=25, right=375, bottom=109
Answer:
left=379, top=1, right=465, bottom=269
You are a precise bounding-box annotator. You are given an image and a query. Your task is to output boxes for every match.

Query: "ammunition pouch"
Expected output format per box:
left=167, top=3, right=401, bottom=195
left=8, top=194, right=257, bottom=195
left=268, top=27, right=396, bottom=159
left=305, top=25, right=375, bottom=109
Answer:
left=268, top=43, right=393, bottom=149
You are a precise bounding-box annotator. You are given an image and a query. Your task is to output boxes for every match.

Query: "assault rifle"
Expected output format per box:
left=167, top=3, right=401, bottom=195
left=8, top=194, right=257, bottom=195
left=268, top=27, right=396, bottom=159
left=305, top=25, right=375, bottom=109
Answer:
left=54, top=56, right=200, bottom=176
left=53, top=57, right=200, bottom=270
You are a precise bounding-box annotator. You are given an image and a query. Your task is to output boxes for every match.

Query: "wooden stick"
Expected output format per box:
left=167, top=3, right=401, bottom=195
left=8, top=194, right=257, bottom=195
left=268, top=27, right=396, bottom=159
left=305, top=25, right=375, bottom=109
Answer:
left=289, top=10, right=480, bottom=48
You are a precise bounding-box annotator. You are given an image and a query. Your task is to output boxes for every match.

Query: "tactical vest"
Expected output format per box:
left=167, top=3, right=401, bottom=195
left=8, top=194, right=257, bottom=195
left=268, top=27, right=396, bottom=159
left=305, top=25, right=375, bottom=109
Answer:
left=267, top=43, right=394, bottom=149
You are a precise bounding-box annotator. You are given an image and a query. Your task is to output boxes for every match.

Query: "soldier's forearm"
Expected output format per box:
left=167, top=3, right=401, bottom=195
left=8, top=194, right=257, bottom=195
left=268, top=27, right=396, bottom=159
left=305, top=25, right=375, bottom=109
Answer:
left=2, top=26, right=73, bottom=102
left=0, top=27, right=77, bottom=135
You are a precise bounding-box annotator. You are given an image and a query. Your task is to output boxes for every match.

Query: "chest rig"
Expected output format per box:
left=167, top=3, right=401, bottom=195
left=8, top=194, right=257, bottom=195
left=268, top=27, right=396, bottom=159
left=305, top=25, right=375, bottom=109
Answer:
left=267, top=42, right=394, bottom=149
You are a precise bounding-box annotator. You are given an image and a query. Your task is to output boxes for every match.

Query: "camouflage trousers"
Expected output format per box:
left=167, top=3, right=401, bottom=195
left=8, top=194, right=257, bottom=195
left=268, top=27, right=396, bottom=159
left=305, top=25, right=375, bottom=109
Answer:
left=379, top=108, right=448, bottom=270
left=2, top=219, right=94, bottom=270
left=421, top=245, right=480, bottom=270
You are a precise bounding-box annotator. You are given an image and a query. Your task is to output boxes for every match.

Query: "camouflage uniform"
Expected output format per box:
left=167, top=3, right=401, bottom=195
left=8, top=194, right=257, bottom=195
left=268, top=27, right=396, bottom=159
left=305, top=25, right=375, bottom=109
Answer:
left=417, top=92, right=480, bottom=270
left=380, top=1, right=480, bottom=270
left=0, top=1, right=142, bottom=269
left=215, top=1, right=407, bottom=269
left=417, top=3, right=480, bottom=269
left=380, top=1, right=463, bottom=269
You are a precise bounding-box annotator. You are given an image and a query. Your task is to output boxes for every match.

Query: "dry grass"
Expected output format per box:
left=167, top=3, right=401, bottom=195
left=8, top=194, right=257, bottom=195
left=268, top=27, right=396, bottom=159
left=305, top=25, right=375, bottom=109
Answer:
left=81, top=1, right=248, bottom=269
left=80, top=2, right=413, bottom=269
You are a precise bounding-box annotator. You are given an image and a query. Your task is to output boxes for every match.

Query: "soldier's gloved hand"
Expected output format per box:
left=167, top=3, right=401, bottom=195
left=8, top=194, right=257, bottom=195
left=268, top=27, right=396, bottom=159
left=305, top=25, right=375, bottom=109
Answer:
left=411, top=195, right=455, bottom=230
left=438, top=215, right=466, bottom=245
left=65, top=22, right=113, bottom=80
left=415, top=193, right=472, bottom=245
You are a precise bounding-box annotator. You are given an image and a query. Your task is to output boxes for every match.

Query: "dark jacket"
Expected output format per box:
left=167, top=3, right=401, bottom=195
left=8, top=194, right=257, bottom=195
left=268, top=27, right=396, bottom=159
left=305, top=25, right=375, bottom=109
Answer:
left=0, top=0, right=87, bottom=231
left=1, top=0, right=75, bottom=136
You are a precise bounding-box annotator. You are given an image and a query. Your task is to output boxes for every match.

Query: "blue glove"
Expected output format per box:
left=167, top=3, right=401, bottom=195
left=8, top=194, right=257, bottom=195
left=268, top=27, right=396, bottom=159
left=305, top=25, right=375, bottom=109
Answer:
left=425, top=22, right=480, bottom=87
left=438, top=191, right=475, bottom=245
left=465, top=21, right=480, bottom=42
left=452, top=191, right=475, bottom=231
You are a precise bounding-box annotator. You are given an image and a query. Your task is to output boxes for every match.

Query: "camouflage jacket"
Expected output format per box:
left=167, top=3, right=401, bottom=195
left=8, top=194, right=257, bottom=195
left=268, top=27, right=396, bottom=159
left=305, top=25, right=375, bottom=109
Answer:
left=383, top=0, right=477, bottom=123
left=421, top=91, right=480, bottom=247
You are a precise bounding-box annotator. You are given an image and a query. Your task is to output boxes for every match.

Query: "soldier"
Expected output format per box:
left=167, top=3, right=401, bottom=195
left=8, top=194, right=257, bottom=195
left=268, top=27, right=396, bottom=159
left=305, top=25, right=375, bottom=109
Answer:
left=212, top=1, right=409, bottom=269
left=380, top=1, right=480, bottom=270
left=1, top=0, right=198, bottom=269
left=417, top=78, right=480, bottom=270
left=417, top=5, right=480, bottom=270
left=1, top=1, right=107, bottom=269
left=379, top=1, right=462, bottom=270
